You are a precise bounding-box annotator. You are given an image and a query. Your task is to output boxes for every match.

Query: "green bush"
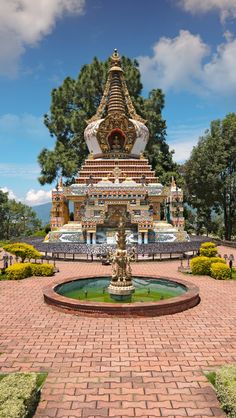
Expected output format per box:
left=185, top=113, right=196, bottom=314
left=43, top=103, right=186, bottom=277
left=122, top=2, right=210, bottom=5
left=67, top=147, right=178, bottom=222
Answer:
left=201, top=242, right=216, bottom=249
left=5, top=263, right=32, bottom=280
left=5, top=263, right=54, bottom=280
left=210, top=262, right=231, bottom=280
left=215, top=365, right=236, bottom=418
left=200, top=241, right=218, bottom=257
left=32, top=230, right=47, bottom=237
left=3, top=243, right=41, bottom=263
left=31, top=263, right=54, bottom=277
left=190, top=256, right=212, bottom=275
left=0, top=373, right=38, bottom=418
left=200, top=247, right=218, bottom=257
left=209, top=257, right=226, bottom=265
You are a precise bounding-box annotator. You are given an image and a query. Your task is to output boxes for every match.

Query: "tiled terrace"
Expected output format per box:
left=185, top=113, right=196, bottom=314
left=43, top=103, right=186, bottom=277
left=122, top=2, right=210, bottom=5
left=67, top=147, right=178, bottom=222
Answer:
left=0, top=245, right=235, bottom=418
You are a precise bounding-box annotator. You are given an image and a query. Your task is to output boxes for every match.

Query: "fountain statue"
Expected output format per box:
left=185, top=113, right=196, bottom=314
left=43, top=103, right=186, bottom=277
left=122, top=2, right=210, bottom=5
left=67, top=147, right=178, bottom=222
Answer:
left=107, top=218, right=135, bottom=301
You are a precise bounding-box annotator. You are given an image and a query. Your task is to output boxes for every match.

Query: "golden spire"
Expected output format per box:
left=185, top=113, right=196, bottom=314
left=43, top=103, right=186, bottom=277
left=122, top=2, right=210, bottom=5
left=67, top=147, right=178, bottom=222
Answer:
left=107, top=50, right=126, bottom=114
left=87, top=49, right=146, bottom=124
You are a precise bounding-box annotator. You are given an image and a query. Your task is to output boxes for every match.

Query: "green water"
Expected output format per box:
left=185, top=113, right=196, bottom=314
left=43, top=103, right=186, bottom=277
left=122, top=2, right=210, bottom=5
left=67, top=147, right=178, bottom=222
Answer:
left=56, top=277, right=186, bottom=304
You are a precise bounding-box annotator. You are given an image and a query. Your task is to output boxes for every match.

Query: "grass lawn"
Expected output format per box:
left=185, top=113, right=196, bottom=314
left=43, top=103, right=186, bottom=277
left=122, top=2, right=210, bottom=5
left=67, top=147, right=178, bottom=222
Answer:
left=231, top=268, right=236, bottom=279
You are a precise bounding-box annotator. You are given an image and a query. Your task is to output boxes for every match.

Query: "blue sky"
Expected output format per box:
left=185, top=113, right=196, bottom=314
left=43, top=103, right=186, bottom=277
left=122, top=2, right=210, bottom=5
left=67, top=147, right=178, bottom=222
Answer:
left=1, top=0, right=236, bottom=205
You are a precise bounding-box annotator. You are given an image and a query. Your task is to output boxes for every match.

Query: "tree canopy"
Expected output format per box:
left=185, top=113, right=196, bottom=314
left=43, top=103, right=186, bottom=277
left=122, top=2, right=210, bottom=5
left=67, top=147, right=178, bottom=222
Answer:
left=38, top=55, right=179, bottom=186
left=184, top=113, right=236, bottom=240
left=0, top=190, right=42, bottom=240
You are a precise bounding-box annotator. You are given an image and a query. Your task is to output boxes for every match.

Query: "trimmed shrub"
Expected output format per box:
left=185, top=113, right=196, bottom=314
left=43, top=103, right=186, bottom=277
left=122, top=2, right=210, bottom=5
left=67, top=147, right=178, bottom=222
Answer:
left=200, top=247, right=218, bottom=257
left=5, top=263, right=32, bottom=280
left=31, top=263, right=54, bottom=277
left=200, top=242, right=218, bottom=257
left=215, top=365, right=236, bottom=418
left=190, top=256, right=212, bottom=275
left=0, top=373, right=38, bottom=418
left=3, top=243, right=41, bottom=263
left=209, top=257, right=226, bottom=265
left=5, top=263, right=54, bottom=280
left=210, top=262, right=231, bottom=280
left=201, top=242, right=216, bottom=249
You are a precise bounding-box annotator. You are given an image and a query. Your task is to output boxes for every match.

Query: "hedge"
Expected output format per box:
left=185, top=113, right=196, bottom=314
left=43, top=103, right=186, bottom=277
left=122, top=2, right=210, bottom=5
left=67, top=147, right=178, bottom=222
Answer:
left=199, top=241, right=218, bottom=258
left=209, top=257, right=226, bottom=265
left=210, top=262, right=231, bottom=280
left=190, top=256, right=228, bottom=277
left=30, top=263, right=54, bottom=277
left=200, top=242, right=216, bottom=249
left=6, top=263, right=54, bottom=280
left=215, top=365, right=236, bottom=418
left=0, top=373, right=38, bottom=418
left=190, top=256, right=212, bottom=275
left=200, top=247, right=218, bottom=257
left=5, top=263, right=32, bottom=280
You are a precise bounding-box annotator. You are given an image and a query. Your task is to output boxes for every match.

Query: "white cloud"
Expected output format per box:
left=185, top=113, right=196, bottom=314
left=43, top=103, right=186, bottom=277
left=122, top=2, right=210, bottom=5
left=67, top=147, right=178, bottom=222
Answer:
left=1, top=185, right=52, bottom=206
left=167, top=123, right=207, bottom=162
left=170, top=138, right=198, bottom=162
left=203, top=37, right=236, bottom=94
left=179, top=0, right=236, bottom=22
left=138, top=30, right=209, bottom=92
left=138, top=30, right=236, bottom=96
left=25, top=189, right=51, bottom=206
left=0, top=0, right=85, bottom=77
left=0, top=187, right=18, bottom=200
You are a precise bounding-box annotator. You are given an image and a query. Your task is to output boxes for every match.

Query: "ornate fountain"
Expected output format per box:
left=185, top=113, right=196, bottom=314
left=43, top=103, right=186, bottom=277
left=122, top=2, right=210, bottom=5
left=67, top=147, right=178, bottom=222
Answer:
left=44, top=218, right=200, bottom=316
left=107, top=218, right=135, bottom=301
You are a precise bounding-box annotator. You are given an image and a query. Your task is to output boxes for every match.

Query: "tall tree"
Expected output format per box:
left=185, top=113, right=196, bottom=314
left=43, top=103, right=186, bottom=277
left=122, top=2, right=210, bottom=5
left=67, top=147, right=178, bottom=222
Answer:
left=0, top=190, right=8, bottom=237
left=38, top=55, right=179, bottom=186
left=0, top=192, right=42, bottom=240
left=184, top=113, right=236, bottom=240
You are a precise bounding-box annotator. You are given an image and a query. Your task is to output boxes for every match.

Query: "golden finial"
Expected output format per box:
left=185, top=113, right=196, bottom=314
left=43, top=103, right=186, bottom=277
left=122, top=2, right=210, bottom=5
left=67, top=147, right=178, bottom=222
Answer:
left=58, top=176, right=63, bottom=189
left=171, top=176, right=176, bottom=188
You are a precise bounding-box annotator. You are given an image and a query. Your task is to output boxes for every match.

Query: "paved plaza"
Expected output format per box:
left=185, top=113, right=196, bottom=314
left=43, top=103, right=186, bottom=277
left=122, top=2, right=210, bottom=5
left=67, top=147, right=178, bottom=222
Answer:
left=0, top=245, right=235, bottom=418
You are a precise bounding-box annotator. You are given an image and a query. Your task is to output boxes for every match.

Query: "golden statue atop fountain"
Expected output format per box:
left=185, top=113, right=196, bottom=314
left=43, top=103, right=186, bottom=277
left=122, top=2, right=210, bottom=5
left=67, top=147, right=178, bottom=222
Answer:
left=108, top=217, right=135, bottom=301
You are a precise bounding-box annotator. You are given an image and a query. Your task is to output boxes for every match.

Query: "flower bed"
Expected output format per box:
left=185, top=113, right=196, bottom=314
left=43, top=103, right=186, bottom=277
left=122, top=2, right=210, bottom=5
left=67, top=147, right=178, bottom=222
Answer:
left=207, top=365, right=236, bottom=418
left=0, top=372, right=47, bottom=418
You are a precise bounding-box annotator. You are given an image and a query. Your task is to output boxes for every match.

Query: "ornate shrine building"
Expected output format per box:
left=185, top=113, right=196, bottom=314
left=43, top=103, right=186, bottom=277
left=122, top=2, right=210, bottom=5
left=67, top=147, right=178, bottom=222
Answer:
left=46, top=50, right=187, bottom=245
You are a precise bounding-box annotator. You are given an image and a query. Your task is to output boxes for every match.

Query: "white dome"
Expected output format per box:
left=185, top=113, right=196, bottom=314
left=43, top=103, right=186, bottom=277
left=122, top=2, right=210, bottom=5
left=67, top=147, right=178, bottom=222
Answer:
left=84, top=119, right=104, bottom=155
left=97, top=178, right=114, bottom=186
left=130, top=119, right=149, bottom=155
left=121, top=178, right=138, bottom=186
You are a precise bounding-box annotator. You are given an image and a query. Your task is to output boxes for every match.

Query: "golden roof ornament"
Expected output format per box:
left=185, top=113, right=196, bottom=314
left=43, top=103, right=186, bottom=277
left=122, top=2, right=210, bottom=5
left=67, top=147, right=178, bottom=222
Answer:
left=171, top=176, right=176, bottom=188
left=112, top=166, right=122, bottom=183
left=58, top=176, right=63, bottom=190
left=87, top=49, right=146, bottom=124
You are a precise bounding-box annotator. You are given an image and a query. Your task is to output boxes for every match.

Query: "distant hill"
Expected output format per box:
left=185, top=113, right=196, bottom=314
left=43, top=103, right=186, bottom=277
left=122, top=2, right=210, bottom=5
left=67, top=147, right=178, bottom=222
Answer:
left=32, top=202, right=51, bottom=225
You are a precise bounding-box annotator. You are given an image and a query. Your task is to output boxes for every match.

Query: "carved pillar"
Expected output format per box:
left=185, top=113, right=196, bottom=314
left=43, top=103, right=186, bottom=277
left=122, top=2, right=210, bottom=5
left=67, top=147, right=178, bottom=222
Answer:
left=144, top=232, right=148, bottom=244
left=92, top=233, right=96, bottom=245
left=138, top=232, right=142, bottom=244
left=86, top=233, right=90, bottom=245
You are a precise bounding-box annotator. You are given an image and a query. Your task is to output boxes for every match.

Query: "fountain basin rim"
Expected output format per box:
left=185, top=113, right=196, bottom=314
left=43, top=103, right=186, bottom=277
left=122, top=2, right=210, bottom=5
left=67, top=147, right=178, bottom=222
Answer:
left=43, top=275, right=200, bottom=317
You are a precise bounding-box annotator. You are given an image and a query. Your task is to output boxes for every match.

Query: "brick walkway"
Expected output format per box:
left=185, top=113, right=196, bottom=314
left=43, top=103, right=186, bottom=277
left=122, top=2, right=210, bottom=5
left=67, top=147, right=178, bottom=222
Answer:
left=0, top=246, right=235, bottom=417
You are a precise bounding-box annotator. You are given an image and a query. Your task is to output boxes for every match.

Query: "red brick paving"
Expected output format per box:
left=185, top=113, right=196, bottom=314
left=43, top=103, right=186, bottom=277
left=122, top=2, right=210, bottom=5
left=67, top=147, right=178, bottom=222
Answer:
left=0, top=245, right=235, bottom=417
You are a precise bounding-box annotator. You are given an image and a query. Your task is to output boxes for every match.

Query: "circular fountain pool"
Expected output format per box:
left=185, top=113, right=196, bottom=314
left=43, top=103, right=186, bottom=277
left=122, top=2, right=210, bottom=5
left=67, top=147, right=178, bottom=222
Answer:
left=44, top=275, right=200, bottom=317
